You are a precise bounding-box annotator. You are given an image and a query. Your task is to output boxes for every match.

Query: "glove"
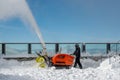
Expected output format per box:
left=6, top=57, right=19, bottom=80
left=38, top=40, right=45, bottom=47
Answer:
left=70, top=54, right=73, bottom=55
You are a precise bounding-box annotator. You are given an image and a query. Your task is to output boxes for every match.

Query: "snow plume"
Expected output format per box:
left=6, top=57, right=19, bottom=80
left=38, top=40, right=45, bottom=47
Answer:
left=0, top=0, right=46, bottom=49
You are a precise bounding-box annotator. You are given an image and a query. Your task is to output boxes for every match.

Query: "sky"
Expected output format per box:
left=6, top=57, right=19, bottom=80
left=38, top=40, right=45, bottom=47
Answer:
left=0, top=0, right=120, bottom=43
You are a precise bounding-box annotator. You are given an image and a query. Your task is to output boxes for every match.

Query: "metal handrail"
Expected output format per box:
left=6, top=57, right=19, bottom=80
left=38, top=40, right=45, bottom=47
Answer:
left=0, top=42, right=120, bottom=56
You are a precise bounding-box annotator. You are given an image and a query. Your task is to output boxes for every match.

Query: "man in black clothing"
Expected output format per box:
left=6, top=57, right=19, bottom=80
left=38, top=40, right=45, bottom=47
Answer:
left=73, top=44, right=82, bottom=69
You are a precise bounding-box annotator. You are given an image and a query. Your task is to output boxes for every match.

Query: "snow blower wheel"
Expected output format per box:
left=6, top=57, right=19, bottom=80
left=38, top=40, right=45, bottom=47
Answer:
left=36, top=56, right=46, bottom=68
left=36, top=56, right=45, bottom=63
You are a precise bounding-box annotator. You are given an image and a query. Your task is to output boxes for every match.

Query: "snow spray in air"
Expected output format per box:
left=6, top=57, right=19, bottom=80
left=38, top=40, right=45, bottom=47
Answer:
left=0, top=0, right=46, bottom=53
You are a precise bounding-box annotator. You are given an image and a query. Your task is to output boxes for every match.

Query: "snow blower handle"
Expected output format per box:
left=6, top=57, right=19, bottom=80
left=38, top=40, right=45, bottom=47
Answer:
left=36, top=51, right=42, bottom=56
left=70, top=53, right=74, bottom=56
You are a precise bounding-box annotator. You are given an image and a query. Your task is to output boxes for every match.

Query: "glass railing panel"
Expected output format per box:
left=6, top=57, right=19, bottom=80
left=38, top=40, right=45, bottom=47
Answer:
left=111, top=43, right=117, bottom=53
left=31, top=43, right=55, bottom=57
left=117, top=43, right=120, bottom=53
left=46, top=44, right=55, bottom=57
left=31, top=44, right=42, bottom=54
left=6, top=44, right=28, bottom=57
left=59, top=43, right=82, bottom=54
left=86, top=44, right=106, bottom=56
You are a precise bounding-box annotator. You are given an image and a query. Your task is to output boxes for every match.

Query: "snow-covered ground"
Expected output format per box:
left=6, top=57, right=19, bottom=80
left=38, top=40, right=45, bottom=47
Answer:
left=0, top=55, right=120, bottom=80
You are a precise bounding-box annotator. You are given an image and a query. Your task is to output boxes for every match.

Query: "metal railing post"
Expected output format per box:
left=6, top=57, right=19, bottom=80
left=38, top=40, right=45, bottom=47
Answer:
left=106, top=43, right=111, bottom=54
left=28, top=43, right=32, bottom=54
left=82, top=43, right=86, bottom=53
left=2, top=43, right=6, bottom=55
left=55, top=43, right=59, bottom=53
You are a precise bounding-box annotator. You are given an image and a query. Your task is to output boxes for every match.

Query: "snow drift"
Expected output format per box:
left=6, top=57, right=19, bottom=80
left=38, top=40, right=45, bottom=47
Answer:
left=0, top=55, right=120, bottom=80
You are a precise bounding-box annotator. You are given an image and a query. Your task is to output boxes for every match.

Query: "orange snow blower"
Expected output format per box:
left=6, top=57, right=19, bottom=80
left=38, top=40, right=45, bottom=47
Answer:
left=51, top=53, right=75, bottom=69
left=36, top=52, right=75, bottom=69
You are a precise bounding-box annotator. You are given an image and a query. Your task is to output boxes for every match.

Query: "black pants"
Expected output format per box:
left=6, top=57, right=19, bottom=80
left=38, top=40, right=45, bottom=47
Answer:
left=74, top=57, right=82, bottom=69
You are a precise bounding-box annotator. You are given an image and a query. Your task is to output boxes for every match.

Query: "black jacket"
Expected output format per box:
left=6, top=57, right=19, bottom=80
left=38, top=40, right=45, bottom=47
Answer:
left=73, top=47, right=81, bottom=58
